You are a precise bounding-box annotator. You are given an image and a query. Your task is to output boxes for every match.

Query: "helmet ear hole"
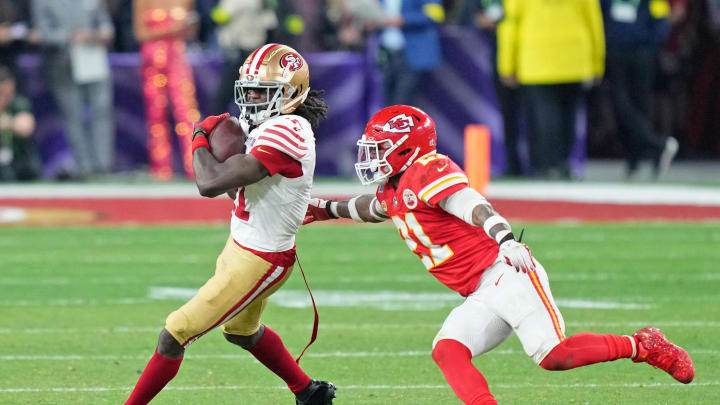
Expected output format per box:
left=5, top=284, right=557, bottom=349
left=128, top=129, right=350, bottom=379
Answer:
left=398, top=148, right=412, bottom=156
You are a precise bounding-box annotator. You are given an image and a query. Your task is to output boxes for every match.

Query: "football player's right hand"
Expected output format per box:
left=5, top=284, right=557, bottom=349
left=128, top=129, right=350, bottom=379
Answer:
left=499, top=240, right=536, bottom=273
left=193, top=112, right=230, bottom=138
left=302, top=198, right=334, bottom=225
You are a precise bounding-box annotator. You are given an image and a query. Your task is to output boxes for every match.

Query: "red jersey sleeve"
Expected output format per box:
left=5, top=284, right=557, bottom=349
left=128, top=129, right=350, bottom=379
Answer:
left=406, top=155, right=469, bottom=207
left=249, top=145, right=303, bottom=178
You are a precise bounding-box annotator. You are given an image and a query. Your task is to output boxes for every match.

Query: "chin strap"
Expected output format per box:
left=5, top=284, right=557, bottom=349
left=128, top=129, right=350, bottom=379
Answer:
left=397, top=147, right=420, bottom=174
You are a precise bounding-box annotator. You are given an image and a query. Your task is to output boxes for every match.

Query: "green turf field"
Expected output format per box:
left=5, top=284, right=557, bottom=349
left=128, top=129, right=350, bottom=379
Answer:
left=1, top=223, right=719, bottom=404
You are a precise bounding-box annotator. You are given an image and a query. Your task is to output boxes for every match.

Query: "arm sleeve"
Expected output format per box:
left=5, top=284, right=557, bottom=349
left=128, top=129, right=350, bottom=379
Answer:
left=249, top=145, right=302, bottom=178
left=439, top=187, right=491, bottom=225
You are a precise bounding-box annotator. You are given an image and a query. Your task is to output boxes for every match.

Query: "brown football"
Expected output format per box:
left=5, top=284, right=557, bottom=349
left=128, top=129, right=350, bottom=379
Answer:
left=208, top=116, right=247, bottom=162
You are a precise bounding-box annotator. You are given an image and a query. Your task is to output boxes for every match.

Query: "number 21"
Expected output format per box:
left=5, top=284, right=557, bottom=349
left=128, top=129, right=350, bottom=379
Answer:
left=392, top=213, right=453, bottom=270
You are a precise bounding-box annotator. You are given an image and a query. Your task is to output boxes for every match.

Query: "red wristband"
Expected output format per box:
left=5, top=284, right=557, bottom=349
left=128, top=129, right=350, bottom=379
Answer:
left=192, top=135, right=210, bottom=154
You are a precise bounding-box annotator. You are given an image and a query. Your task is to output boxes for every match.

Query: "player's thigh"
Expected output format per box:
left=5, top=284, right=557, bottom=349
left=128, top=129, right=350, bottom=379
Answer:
left=165, top=237, right=292, bottom=346
left=480, top=260, right=565, bottom=364
left=432, top=295, right=513, bottom=358
left=222, top=264, right=294, bottom=336
left=513, top=261, right=565, bottom=364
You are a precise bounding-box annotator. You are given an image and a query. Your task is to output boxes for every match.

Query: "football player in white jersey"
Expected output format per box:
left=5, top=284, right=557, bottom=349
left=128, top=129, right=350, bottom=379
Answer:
left=125, top=44, right=336, bottom=405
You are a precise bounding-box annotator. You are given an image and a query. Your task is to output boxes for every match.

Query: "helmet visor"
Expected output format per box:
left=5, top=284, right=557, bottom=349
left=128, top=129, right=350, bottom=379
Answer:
left=234, top=80, right=288, bottom=125
left=354, top=138, right=393, bottom=185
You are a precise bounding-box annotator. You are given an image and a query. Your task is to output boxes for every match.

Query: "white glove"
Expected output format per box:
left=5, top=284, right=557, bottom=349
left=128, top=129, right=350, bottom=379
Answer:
left=499, top=240, right=536, bottom=273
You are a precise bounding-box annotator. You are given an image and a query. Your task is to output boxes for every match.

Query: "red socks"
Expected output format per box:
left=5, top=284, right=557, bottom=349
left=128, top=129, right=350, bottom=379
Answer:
left=249, top=326, right=311, bottom=393
left=432, top=339, right=497, bottom=405
left=540, top=333, right=635, bottom=370
left=431, top=334, right=635, bottom=404
left=125, top=349, right=183, bottom=405
left=124, top=327, right=310, bottom=403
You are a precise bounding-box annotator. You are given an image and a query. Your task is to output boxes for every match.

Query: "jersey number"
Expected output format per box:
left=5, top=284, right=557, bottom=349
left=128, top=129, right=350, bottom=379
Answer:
left=234, top=188, right=250, bottom=221
left=392, top=213, right=453, bottom=270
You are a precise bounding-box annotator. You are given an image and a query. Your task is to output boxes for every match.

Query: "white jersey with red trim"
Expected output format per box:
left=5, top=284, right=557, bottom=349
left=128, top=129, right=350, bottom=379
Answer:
left=230, top=114, right=315, bottom=252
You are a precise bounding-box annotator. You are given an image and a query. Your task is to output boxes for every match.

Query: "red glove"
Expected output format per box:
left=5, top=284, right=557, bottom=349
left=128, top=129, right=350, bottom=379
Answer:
left=193, top=112, right=230, bottom=139
left=302, top=198, right=336, bottom=225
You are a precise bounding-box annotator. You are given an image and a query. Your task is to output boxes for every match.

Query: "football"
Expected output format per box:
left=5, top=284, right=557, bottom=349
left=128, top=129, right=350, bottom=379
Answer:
left=208, top=116, right=247, bottom=162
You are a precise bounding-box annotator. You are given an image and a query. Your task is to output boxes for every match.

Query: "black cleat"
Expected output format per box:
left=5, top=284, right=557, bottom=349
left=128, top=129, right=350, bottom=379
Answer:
left=295, top=380, right=336, bottom=405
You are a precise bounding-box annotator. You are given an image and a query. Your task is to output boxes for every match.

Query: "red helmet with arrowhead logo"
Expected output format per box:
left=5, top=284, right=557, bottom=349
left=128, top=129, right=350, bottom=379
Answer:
left=355, top=105, right=437, bottom=185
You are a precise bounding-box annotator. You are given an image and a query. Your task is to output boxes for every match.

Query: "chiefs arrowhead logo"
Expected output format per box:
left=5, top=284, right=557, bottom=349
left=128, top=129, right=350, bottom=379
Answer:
left=382, top=114, right=415, bottom=133
left=280, top=52, right=303, bottom=71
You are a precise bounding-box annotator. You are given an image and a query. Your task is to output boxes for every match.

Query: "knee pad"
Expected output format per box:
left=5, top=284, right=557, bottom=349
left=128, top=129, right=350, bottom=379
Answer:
left=165, top=310, right=190, bottom=341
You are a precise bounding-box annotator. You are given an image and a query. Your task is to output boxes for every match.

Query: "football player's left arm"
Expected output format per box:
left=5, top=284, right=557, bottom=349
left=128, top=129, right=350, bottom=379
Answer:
left=303, top=195, right=389, bottom=225
left=438, top=187, right=536, bottom=273
left=191, top=114, right=268, bottom=198
left=193, top=148, right=269, bottom=198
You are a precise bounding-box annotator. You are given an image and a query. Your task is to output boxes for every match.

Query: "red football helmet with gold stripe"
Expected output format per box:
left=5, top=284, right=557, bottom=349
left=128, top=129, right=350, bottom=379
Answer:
left=355, top=105, right=437, bottom=185
left=234, top=43, right=310, bottom=125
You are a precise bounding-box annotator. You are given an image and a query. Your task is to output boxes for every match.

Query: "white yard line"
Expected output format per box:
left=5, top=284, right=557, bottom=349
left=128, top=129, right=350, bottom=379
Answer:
left=3, top=287, right=719, bottom=309
left=2, top=320, right=720, bottom=336
left=4, top=272, right=719, bottom=286
left=0, top=381, right=717, bottom=394
left=2, top=347, right=717, bottom=362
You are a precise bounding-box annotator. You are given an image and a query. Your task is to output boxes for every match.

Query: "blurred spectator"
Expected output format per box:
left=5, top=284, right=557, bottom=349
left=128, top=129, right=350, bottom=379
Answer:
left=686, top=0, right=720, bottom=157
left=601, top=0, right=678, bottom=179
left=0, top=66, right=41, bottom=181
left=498, top=0, right=605, bottom=179
left=108, top=0, right=140, bottom=52
left=378, top=0, right=445, bottom=106
left=462, top=0, right=523, bottom=176
left=323, top=0, right=367, bottom=50
left=133, top=0, right=201, bottom=180
left=266, top=0, right=304, bottom=49
left=33, top=0, right=116, bottom=180
left=0, top=0, right=38, bottom=87
left=195, top=0, right=221, bottom=47
left=209, top=0, right=277, bottom=115
left=655, top=0, right=690, bottom=145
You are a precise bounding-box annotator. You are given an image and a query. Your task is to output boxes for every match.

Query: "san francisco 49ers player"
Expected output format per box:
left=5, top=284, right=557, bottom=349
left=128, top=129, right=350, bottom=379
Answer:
left=304, top=105, right=694, bottom=405
left=125, top=44, right=336, bottom=405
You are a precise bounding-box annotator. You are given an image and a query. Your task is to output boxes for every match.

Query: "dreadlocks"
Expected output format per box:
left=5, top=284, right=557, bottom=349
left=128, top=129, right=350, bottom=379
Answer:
left=293, top=89, right=328, bottom=129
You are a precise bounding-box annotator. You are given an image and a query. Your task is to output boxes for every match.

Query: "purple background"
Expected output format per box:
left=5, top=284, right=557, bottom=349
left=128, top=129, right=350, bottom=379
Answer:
left=19, top=28, right=585, bottom=179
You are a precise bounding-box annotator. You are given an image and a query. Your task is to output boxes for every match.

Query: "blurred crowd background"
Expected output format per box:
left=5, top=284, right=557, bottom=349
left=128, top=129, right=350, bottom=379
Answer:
left=1, top=0, right=719, bottom=182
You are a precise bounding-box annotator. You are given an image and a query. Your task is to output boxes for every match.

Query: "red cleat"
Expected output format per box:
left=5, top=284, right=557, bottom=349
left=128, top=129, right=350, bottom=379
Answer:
left=632, top=327, right=695, bottom=383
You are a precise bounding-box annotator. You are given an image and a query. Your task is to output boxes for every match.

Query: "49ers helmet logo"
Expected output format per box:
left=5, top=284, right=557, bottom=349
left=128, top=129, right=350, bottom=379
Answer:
left=382, top=113, right=415, bottom=133
left=280, top=52, right=303, bottom=71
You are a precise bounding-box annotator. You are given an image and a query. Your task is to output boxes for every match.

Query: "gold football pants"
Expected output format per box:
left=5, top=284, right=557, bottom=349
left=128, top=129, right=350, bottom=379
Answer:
left=165, top=237, right=293, bottom=347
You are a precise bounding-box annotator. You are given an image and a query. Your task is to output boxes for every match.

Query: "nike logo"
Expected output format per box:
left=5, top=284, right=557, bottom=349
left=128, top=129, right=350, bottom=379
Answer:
left=494, top=273, right=504, bottom=286
left=437, top=163, right=449, bottom=172
left=256, top=146, right=272, bottom=154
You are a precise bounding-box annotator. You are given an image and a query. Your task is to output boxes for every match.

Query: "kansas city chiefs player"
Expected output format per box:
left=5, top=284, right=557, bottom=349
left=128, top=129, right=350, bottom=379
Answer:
left=304, top=105, right=694, bottom=404
left=125, top=44, right=335, bottom=405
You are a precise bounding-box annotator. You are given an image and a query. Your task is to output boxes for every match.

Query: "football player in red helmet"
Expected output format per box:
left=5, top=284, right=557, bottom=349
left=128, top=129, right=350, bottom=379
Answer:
left=304, top=105, right=694, bottom=404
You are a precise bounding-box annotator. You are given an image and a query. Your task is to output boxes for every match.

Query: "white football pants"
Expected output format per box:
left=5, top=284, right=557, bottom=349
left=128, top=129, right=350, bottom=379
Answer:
left=432, top=259, right=565, bottom=364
